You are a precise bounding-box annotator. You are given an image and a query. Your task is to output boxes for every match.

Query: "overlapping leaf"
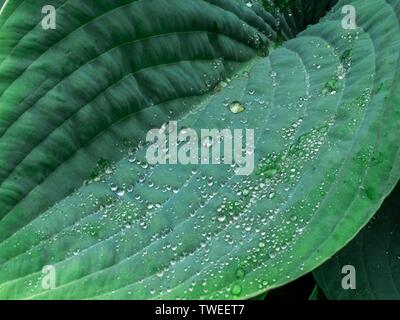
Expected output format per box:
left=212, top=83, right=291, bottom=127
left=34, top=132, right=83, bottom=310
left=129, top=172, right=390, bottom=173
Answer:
left=314, top=184, right=400, bottom=300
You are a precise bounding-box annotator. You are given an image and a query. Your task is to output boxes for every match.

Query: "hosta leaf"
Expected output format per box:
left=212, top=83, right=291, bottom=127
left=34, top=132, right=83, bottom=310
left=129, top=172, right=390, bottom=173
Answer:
left=0, top=0, right=399, bottom=300
left=0, top=0, right=270, bottom=298
left=0, top=0, right=269, bottom=243
left=314, top=184, right=400, bottom=300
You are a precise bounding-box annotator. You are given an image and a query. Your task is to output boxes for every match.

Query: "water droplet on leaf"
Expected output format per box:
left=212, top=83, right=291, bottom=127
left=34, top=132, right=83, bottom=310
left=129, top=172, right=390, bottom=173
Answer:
left=229, top=101, right=245, bottom=114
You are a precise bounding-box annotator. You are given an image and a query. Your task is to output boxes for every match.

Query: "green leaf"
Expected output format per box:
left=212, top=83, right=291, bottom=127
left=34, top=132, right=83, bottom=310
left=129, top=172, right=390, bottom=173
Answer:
left=314, top=184, right=400, bottom=300
left=309, top=285, right=326, bottom=300
left=0, top=0, right=400, bottom=300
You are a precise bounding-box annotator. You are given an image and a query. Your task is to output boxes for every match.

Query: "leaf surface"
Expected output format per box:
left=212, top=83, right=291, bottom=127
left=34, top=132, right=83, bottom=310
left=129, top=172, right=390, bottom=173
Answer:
left=0, top=0, right=399, bottom=300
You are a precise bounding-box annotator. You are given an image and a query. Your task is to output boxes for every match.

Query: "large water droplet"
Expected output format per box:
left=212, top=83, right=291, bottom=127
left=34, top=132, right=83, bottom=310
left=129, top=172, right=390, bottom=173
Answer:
left=230, top=283, right=242, bottom=296
left=229, top=101, right=245, bottom=114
